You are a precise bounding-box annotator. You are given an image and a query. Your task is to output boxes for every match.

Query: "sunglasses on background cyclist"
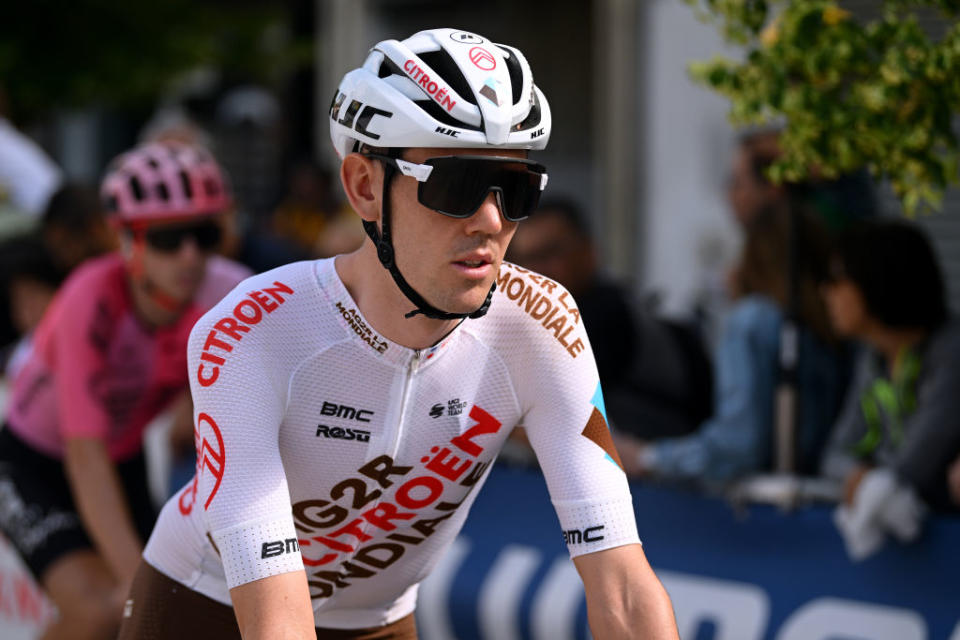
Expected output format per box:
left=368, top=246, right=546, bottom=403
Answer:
left=142, top=219, right=223, bottom=253
left=363, top=153, right=549, bottom=222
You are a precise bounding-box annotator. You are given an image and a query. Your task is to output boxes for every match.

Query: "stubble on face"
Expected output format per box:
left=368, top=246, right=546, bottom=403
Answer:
left=384, top=148, right=523, bottom=315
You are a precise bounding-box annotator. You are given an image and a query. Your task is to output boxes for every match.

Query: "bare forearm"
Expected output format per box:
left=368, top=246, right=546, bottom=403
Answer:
left=585, top=574, right=678, bottom=639
left=64, top=437, right=143, bottom=584
left=231, top=571, right=315, bottom=640
left=575, top=544, right=679, bottom=640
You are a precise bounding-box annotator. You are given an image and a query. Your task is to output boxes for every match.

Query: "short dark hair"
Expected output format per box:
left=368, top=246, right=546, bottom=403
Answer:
left=835, top=220, right=947, bottom=331
left=532, top=197, right=592, bottom=240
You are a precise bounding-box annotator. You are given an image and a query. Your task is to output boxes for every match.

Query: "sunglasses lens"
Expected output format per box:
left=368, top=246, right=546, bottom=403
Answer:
left=418, top=157, right=545, bottom=221
left=145, top=221, right=222, bottom=252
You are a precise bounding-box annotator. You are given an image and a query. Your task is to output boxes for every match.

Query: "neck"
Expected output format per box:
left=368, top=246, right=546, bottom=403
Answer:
left=128, top=276, right=183, bottom=328
left=861, top=322, right=928, bottom=375
left=335, top=244, right=461, bottom=350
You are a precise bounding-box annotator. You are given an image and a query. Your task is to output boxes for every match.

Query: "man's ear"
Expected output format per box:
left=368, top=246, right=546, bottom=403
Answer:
left=340, top=154, right=382, bottom=223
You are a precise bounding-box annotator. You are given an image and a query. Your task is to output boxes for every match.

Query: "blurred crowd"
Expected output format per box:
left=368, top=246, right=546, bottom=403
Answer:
left=504, top=130, right=960, bottom=560
left=0, top=108, right=958, bottom=612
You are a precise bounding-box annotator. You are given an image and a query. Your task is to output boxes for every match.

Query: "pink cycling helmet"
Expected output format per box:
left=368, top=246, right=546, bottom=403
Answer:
left=101, top=141, right=231, bottom=227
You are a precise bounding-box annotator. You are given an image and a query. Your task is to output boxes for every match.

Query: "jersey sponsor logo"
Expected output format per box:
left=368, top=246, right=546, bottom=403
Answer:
left=321, top=401, right=373, bottom=422
left=292, top=405, right=503, bottom=600
left=329, top=91, right=395, bottom=139
left=196, top=281, right=295, bottom=388
left=261, top=537, right=299, bottom=559
left=581, top=382, right=623, bottom=470
left=178, top=412, right=226, bottom=515
left=429, top=398, right=468, bottom=419
left=316, top=425, right=372, bottom=442
left=402, top=60, right=458, bottom=113
left=562, top=525, right=605, bottom=544
left=495, top=265, right=586, bottom=359
left=335, top=301, right=388, bottom=354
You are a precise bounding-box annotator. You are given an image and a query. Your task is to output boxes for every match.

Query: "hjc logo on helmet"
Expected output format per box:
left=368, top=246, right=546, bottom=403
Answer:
left=328, top=91, right=394, bottom=142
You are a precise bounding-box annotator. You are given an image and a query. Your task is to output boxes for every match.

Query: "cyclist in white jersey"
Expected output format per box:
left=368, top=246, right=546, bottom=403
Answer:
left=120, top=28, right=679, bottom=640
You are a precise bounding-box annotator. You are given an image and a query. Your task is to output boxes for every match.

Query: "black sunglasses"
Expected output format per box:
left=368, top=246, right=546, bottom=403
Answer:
left=364, top=153, right=549, bottom=222
left=143, top=220, right=223, bottom=253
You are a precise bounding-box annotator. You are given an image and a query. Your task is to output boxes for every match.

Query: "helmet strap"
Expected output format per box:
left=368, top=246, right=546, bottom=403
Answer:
left=361, top=153, right=495, bottom=321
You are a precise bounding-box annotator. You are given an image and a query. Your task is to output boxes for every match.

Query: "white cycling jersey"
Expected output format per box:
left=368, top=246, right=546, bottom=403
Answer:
left=144, top=257, right=639, bottom=629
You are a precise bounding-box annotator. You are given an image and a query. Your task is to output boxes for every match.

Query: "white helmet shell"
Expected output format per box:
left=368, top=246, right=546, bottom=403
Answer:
left=329, top=28, right=551, bottom=158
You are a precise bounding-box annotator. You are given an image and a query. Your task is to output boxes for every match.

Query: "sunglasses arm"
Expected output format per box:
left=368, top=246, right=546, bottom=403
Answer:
left=394, top=159, right=434, bottom=182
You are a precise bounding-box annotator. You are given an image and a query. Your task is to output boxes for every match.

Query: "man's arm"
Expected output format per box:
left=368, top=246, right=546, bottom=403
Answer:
left=64, top=437, right=143, bottom=589
left=230, top=571, right=315, bottom=640
left=574, top=544, right=679, bottom=640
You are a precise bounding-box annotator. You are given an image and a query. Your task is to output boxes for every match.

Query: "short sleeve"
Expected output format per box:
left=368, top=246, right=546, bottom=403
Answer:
left=494, top=268, right=639, bottom=557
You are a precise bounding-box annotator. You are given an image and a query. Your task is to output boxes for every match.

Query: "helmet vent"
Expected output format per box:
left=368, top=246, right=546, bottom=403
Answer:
left=129, top=176, right=144, bottom=201
left=156, top=183, right=169, bottom=201
left=514, top=91, right=542, bottom=132
left=179, top=171, right=193, bottom=199
left=497, top=45, right=524, bottom=106
left=417, top=50, right=477, bottom=107
left=416, top=99, right=483, bottom=132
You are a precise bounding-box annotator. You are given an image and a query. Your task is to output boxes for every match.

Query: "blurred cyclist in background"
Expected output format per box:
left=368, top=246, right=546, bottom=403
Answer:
left=0, top=141, right=247, bottom=640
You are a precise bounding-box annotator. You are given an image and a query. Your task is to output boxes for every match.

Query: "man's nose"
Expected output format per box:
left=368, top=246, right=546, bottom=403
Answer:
left=464, top=190, right=505, bottom=235
left=176, top=235, right=204, bottom=261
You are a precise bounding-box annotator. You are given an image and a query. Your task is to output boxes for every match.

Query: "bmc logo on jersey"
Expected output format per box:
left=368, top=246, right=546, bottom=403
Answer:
left=261, top=538, right=299, bottom=559
left=562, top=525, right=605, bottom=544
left=321, top=401, right=373, bottom=422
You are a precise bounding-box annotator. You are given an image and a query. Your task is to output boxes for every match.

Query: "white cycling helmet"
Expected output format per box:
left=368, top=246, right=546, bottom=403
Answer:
left=329, top=28, right=551, bottom=157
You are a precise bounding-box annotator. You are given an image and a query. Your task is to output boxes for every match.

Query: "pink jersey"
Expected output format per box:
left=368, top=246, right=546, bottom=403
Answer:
left=5, top=253, right=250, bottom=461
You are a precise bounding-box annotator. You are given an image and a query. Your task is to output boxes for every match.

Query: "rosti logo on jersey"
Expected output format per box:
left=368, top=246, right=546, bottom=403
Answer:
left=495, top=265, right=586, bottom=359
left=196, top=281, right=294, bottom=388
left=335, top=301, right=388, bottom=354
left=292, top=405, right=503, bottom=600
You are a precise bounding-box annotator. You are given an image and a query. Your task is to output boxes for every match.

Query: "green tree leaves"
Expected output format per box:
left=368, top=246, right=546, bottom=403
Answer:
left=684, top=0, right=960, bottom=213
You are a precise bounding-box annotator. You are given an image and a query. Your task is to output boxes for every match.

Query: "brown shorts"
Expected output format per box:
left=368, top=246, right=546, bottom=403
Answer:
left=117, top=561, right=418, bottom=639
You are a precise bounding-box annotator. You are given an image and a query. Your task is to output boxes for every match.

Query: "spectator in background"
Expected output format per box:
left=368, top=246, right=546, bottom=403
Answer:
left=727, top=130, right=786, bottom=228
left=0, top=87, right=62, bottom=218
left=728, top=128, right=877, bottom=231
left=0, top=233, right=62, bottom=377
left=820, top=220, right=960, bottom=513
left=40, top=183, right=116, bottom=273
left=619, top=203, right=845, bottom=487
left=507, top=198, right=712, bottom=439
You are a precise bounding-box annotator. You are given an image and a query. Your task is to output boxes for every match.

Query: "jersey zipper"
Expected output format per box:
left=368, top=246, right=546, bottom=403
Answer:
left=388, top=350, right=424, bottom=458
